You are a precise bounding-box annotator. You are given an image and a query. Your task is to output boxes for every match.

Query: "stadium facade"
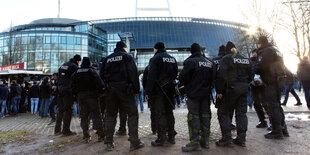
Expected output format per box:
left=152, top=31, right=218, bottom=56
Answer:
left=0, top=17, right=245, bottom=73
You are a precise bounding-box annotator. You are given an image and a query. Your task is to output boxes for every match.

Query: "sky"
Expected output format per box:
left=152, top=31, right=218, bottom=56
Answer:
left=0, top=0, right=300, bottom=72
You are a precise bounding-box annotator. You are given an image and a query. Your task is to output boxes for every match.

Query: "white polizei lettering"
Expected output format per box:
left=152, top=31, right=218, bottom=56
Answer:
left=162, top=57, right=176, bottom=63
left=107, top=56, right=122, bottom=63
left=77, top=68, right=89, bottom=73
left=199, top=61, right=212, bottom=68
left=233, top=58, right=250, bottom=64
left=60, top=66, right=69, bottom=70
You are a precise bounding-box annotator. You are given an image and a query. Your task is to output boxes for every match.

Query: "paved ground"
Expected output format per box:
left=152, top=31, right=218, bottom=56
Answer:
left=0, top=92, right=309, bottom=154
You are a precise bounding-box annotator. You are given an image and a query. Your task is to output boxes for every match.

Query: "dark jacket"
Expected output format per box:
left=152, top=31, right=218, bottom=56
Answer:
left=255, top=44, right=284, bottom=84
left=0, top=84, right=9, bottom=100
left=216, top=52, right=253, bottom=94
left=101, top=48, right=140, bottom=94
left=29, top=85, right=40, bottom=98
left=58, top=59, right=79, bottom=95
left=142, top=65, right=149, bottom=88
left=10, top=84, right=22, bottom=97
left=179, top=53, right=214, bottom=98
left=297, top=60, right=310, bottom=84
left=72, top=67, right=104, bottom=97
left=40, top=81, right=52, bottom=98
left=145, top=50, right=178, bottom=95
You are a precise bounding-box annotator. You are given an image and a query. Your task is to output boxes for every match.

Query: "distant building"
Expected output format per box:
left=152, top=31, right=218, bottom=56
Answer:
left=0, top=17, right=245, bottom=73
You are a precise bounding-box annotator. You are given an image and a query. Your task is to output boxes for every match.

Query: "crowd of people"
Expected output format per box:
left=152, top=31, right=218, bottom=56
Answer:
left=0, top=36, right=310, bottom=152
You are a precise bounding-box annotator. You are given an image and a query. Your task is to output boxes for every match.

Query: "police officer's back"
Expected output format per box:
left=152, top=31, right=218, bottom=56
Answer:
left=216, top=41, right=253, bottom=147
left=101, top=41, right=144, bottom=151
left=55, top=55, right=81, bottom=136
left=179, top=43, right=214, bottom=152
left=72, top=57, right=105, bottom=142
left=145, top=42, right=178, bottom=147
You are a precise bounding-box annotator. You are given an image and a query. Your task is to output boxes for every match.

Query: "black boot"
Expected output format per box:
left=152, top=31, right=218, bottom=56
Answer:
left=283, top=129, right=290, bottom=137
left=151, top=139, right=167, bottom=147
left=256, top=121, right=267, bottom=128
left=106, top=143, right=114, bottom=151
left=264, top=132, right=284, bottom=139
left=200, top=139, right=209, bottom=149
left=115, top=130, right=126, bottom=136
left=130, top=141, right=145, bottom=151
left=62, top=131, right=76, bottom=137
left=233, top=138, right=246, bottom=147
left=167, top=136, right=175, bottom=144
left=216, top=138, right=234, bottom=147
left=181, top=141, right=202, bottom=152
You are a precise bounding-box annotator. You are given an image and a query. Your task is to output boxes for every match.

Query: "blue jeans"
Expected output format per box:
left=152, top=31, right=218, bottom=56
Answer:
left=31, top=98, right=39, bottom=114
left=247, top=90, right=253, bottom=108
left=135, top=92, right=144, bottom=112
left=0, top=99, right=6, bottom=117
left=73, top=103, right=79, bottom=115
left=40, top=98, right=51, bottom=117
left=11, top=96, right=21, bottom=115
left=303, top=84, right=310, bottom=109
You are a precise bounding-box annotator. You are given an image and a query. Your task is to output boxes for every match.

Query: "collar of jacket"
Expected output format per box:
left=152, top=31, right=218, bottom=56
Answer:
left=114, top=47, right=126, bottom=53
left=155, top=49, right=166, bottom=55
left=189, top=52, right=202, bottom=58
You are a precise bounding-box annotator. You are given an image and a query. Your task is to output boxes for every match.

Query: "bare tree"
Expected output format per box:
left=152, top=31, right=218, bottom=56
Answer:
left=282, top=0, right=310, bottom=61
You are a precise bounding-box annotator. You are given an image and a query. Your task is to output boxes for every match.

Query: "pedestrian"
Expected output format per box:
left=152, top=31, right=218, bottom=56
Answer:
left=281, top=68, right=302, bottom=106
left=135, top=73, right=144, bottom=113
left=179, top=43, right=214, bottom=152
left=145, top=42, right=178, bottom=147
left=10, top=80, right=22, bottom=116
left=255, top=36, right=289, bottom=139
left=215, top=41, right=253, bottom=147
left=55, top=55, right=81, bottom=136
left=0, top=81, right=9, bottom=118
left=297, top=56, right=310, bottom=109
left=29, top=82, right=40, bottom=114
left=250, top=49, right=270, bottom=128
left=49, top=73, right=58, bottom=123
left=101, top=41, right=144, bottom=151
left=20, top=83, right=27, bottom=113
left=72, top=57, right=105, bottom=143
left=39, top=77, right=52, bottom=117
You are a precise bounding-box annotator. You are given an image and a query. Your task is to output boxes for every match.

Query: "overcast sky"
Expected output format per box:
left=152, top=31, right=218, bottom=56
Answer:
left=0, top=0, right=299, bottom=72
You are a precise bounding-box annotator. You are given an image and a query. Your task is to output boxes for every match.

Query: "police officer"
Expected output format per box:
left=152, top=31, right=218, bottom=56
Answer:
left=145, top=42, right=178, bottom=146
left=215, top=41, right=253, bottom=147
left=250, top=49, right=269, bottom=128
left=101, top=41, right=144, bottom=151
left=72, top=57, right=105, bottom=143
left=255, top=36, right=289, bottom=139
left=179, top=43, right=214, bottom=152
left=214, top=45, right=236, bottom=137
left=143, top=65, right=158, bottom=135
left=55, top=55, right=81, bottom=136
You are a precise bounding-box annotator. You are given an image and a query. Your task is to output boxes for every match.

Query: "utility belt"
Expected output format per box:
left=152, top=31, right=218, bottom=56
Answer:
left=106, top=81, right=133, bottom=94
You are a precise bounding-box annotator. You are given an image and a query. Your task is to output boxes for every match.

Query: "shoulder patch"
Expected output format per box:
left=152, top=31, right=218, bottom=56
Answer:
left=163, top=57, right=176, bottom=63
left=233, top=58, right=250, bottom=64
left=107, top=56, right=123, bottom=63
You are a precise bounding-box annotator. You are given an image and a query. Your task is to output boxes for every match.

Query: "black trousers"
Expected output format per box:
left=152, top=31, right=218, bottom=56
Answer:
left=252, top=86, right=269, bottom=123
left=104, top=87, right=139, bottom=144
left=262, top=84, right=287, bottom=134
left=217, top=97, right=234, bottom=135
left=79, top=94, right=104, bottom=138
left=55, top=93, right=74, bottom=133
left=220, top=84, right=248, bottom=142
left=149, top=95, right=158, bottom=133
left=153, top=93, right=177, bottom=140
left=99, top=95, right=106, bottom=134
left=49, top=96, right=57, bottom=121
left=118, top=108, right=128, bottom=132
left=187, top=96, right=211, bottom=142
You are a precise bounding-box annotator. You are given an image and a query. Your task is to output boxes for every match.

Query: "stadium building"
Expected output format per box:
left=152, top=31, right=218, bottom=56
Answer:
left=0, top=17, right=246, bottom=73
